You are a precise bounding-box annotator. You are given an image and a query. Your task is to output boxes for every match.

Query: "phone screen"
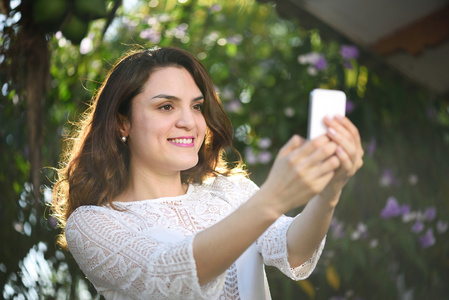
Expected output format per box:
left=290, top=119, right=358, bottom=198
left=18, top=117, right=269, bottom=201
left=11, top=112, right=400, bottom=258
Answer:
left=307, top=89, right=346, bottom=140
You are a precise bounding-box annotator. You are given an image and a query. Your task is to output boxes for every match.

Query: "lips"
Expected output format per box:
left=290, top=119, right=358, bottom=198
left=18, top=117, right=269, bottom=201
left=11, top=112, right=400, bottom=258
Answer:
left=168, top=137, right=195, bottom=147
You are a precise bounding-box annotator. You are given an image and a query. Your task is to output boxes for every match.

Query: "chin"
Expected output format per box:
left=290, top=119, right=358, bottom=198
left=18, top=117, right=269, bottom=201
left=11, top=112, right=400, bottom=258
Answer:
left=176, top=158, right=199, bottom=171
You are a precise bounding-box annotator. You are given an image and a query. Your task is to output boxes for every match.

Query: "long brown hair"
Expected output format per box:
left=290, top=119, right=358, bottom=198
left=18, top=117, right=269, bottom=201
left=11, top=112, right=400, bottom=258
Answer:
left=52, top=47, right=245, bottom=248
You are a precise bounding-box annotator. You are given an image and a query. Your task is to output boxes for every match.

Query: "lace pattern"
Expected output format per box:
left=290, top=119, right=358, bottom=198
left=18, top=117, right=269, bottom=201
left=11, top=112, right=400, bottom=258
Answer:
left=257, top=215, right=326, bottom=280
left=65, top=175, right=324, bottom=299
left=219, top=263, right=240, bottom=300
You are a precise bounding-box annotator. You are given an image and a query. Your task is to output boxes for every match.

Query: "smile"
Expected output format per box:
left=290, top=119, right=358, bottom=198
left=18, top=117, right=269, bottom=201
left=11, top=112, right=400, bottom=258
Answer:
left=168, top=138, right=194, bottom=147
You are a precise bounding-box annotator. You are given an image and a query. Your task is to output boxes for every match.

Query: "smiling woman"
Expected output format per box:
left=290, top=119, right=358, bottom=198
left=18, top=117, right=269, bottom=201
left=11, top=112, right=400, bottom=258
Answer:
left=116, top=67, right=208, bottom=197
left=53, top=47, right=238, bottom=213
left=51, top=47, right=363, bottom=299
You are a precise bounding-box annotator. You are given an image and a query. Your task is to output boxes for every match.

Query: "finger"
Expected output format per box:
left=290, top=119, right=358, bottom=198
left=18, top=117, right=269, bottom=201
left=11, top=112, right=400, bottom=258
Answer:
left=279, top=135, right=330, bottom=166
left=291, top=155, right=338, bottom=195
left=334, top=115, right=362, bottom=147
left=303, top=156, right=339, bottom=191
left=324, top=115, right=361, bottom=147
left=355, top=153, right=364, bottom=170
left=335, top=145, right=353, bottom=172
left=300, top=140, right=338, bottom=171
left=335, top=116, right=364, bottom=161
left=277, top=135, right=306, bottom=158
left=326, top=126, right=357, bottom=163
left=277, top=138, right=336, bottom=190
left=311, top=170, right=335, bottom=194
left=311, top=155, right=340, bottom=179
left=289, top=134, right=332, bottom=163
left=324, top=116, right=352, bottom=141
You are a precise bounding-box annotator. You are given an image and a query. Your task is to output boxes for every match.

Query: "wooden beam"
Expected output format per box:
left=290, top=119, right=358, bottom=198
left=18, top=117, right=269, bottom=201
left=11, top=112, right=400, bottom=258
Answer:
left=372, top=4, right=449, bottom=56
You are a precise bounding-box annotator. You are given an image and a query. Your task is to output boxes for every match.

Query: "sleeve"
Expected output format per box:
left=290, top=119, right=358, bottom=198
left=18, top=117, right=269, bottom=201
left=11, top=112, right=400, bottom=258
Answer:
left=65, top=206, right=225, bottom=300
left=256, top=215, right=326, bottom=280
left=224, top=177, right=326, bottom=280
left=215, top=175, right=325, bottom=280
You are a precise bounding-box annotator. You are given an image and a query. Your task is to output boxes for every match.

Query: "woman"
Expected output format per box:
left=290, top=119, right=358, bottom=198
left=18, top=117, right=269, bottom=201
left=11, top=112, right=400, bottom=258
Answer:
left=52, top=47, right=363, bottom=299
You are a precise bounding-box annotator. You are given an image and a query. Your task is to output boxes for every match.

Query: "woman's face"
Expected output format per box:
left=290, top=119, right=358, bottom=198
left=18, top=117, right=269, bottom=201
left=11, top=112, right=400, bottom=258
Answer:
left=122, top=66, right=207, bottom=177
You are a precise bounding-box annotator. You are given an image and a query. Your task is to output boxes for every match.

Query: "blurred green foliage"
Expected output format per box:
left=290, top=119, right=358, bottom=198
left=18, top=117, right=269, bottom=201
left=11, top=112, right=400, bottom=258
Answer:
left=1, top=0, right=448, bottom=299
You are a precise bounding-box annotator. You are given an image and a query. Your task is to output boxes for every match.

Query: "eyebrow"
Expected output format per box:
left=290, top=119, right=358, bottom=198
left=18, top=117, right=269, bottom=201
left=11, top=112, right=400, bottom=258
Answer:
left=151, top=94, right=204, bottom=102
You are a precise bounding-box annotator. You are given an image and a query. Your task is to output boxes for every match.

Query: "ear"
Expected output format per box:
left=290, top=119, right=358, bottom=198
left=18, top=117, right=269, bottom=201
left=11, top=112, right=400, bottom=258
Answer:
left=117, top=114, right=131, bottom=138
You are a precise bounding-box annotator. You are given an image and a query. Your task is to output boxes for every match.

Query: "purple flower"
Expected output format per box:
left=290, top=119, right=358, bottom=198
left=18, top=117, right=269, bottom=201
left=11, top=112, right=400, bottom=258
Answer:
left=344, top=60, right=353, bottom=69
left=346, top=99, right=355, bottom=114
left=411, top=221, right=424, bottom=233
left=140, top=28, right=161, bottom=43
left=381, top=197, right=401, bottom=219
left=225, top=100, right=242, bottom=113
left=340, top=45, right=360, bottom=60
left=379, top=169, right=396, bottom=187
left=315, top=55, right=327, bottom=70
left=211, top=4, right=222, bottom=12
left=330, top=219, right=345, bottom=239
left=258, top=137, right=272, bottom=149
left=401, top=205, right=411, bottom=215
left=424, top=206, right=437, bottom=221
left=177, top=23, right=188, bottom=31
left=419, top=229, right=435, bottom=248
left=244, top=147, right=258, bottom=165
left=258, top=151, right=272, bottom=164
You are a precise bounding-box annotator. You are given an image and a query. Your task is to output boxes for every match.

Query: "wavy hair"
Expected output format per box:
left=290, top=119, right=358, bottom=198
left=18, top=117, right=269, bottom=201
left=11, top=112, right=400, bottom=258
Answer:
left=52, top=47, right=245, bottom=248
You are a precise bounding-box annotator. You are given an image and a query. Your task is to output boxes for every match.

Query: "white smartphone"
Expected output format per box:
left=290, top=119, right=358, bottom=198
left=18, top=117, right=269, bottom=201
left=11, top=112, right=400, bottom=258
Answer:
left=307, top=89, right=346, bottom=140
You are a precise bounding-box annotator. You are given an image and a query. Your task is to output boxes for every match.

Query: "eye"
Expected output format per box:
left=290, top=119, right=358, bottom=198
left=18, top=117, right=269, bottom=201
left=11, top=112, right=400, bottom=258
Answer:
left=193, top=103, right=204, bottom=112
left=159, top=104, right=173, bottom=111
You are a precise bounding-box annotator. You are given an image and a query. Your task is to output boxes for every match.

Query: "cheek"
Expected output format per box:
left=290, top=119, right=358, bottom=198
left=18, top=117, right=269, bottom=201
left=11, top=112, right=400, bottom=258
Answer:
left=198, top=116, right=207, bottom=139
left=132, top=111, right=168, bottom=137
left=130, top=115, right=149, bottom=138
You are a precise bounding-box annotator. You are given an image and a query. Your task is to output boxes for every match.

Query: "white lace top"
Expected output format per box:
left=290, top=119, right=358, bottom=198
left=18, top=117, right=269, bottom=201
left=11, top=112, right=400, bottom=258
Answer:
left=66, top=175, right=325, bottom=300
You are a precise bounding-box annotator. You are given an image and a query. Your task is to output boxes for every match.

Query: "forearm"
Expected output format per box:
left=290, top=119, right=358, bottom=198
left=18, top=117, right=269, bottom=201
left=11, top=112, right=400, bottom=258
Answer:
left=286, top=191, right=341, bottom=267
left=193, top=189, right=279, bottom=286
left=192, top=131, right=353, bottom=284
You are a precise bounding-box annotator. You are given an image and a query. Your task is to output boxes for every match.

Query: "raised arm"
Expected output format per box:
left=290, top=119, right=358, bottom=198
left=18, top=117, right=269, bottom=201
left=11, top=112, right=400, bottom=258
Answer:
left=193, top=134, right=341, bottom=285
left=286, top=115, right=364, bottom=267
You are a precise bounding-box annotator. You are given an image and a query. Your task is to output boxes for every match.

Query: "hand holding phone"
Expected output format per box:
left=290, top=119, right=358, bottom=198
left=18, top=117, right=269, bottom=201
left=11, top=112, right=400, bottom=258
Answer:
left=307, top=89, right=346, bottom=140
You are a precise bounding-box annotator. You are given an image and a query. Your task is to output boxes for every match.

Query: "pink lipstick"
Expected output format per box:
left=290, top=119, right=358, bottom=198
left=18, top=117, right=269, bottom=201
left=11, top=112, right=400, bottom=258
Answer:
left=168, top=137, right=195, bottom=147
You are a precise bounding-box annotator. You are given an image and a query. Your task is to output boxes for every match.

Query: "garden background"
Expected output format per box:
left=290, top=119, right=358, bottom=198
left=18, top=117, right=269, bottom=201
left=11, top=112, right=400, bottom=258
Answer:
left=1, top=0, right=449, bottom=299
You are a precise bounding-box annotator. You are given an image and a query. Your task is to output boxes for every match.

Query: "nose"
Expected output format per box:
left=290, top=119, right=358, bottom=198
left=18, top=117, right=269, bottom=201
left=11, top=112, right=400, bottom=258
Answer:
left=176, top=107, right=196, bottom=130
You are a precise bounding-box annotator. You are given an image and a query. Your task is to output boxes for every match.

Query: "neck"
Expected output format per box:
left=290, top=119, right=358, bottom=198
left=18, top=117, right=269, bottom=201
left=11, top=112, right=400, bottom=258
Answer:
left=116, top=165, right=187, bottom=202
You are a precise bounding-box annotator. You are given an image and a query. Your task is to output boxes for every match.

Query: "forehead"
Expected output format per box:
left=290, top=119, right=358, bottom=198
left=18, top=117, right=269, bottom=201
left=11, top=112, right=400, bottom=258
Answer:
left=141, top=66, right=201, bottom=95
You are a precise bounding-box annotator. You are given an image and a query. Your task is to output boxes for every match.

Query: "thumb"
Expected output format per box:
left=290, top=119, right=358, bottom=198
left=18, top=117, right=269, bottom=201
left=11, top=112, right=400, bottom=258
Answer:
left=277, top=135, right=306, bottom=158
